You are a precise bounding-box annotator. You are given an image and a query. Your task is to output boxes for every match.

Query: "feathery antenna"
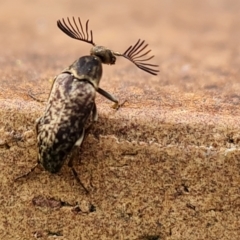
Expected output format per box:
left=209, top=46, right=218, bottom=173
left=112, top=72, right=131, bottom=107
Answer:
left=57, top=17, right=159, bottom=75
left=57, top=17, right=95, bottom=46
left=116, top=39, right=159, bottom=75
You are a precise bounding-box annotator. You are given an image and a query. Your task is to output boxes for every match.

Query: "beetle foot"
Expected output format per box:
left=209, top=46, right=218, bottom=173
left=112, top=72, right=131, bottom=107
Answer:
left=111, top=100, right=128, bottom=110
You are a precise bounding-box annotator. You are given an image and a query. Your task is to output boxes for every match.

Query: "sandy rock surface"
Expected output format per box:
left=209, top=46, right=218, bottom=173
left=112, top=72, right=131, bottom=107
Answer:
left=0, top=0, right=239, bottom=239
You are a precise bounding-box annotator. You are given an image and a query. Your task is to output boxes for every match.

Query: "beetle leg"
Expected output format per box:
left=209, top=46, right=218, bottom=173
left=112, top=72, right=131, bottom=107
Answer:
left=97, top=87, right=127, bottom=110
left=71, top=167, right=89, bottom=193
left=68, top=129, right=89, bottom=193
left=97, top=87, right=119, bottom=108
left=28, top=89, right=46, bottom=103
left=67, top=103, right=98, bottom=193
left=97, top=87, right=118, bottom=103
left=35, top=117, right=41, bottom=135
left=91, top=102, right=98, bottom=122
left=75, top=129, right=86, bottom=147
left=68, top=129, right=85, bottom=168
left=68, top=149, right=89, bottom=193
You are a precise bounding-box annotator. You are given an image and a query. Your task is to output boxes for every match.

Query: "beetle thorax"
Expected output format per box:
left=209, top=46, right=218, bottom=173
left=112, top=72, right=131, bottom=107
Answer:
left=90, top=46, right=116, bottom=65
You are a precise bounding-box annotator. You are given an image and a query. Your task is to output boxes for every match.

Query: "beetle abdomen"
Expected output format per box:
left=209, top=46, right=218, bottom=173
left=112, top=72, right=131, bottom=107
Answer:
left=37, top=73, right=96, bottom=173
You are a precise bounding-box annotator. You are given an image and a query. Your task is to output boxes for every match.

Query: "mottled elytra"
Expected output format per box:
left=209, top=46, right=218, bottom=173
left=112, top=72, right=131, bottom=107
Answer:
left=16, top=17, right=158, bottom=191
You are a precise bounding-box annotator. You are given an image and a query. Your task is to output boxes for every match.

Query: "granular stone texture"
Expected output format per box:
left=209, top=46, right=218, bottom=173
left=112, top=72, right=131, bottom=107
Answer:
left=0, top=0, right=239, bottom=239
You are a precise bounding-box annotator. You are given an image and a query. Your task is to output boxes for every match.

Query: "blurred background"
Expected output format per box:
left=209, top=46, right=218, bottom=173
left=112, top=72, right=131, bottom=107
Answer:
left=1, top=0, right=240, bottom=110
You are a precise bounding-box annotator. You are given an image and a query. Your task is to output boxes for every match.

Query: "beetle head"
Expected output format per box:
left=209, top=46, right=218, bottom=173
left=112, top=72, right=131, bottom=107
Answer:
left=90, top=46, right=116, bottom=65
left=57, top=17, right=159, bottom=75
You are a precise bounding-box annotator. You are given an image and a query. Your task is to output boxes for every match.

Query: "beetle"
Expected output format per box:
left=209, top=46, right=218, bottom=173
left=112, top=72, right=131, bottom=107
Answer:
left=16, top=17, right=158, bottom=187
